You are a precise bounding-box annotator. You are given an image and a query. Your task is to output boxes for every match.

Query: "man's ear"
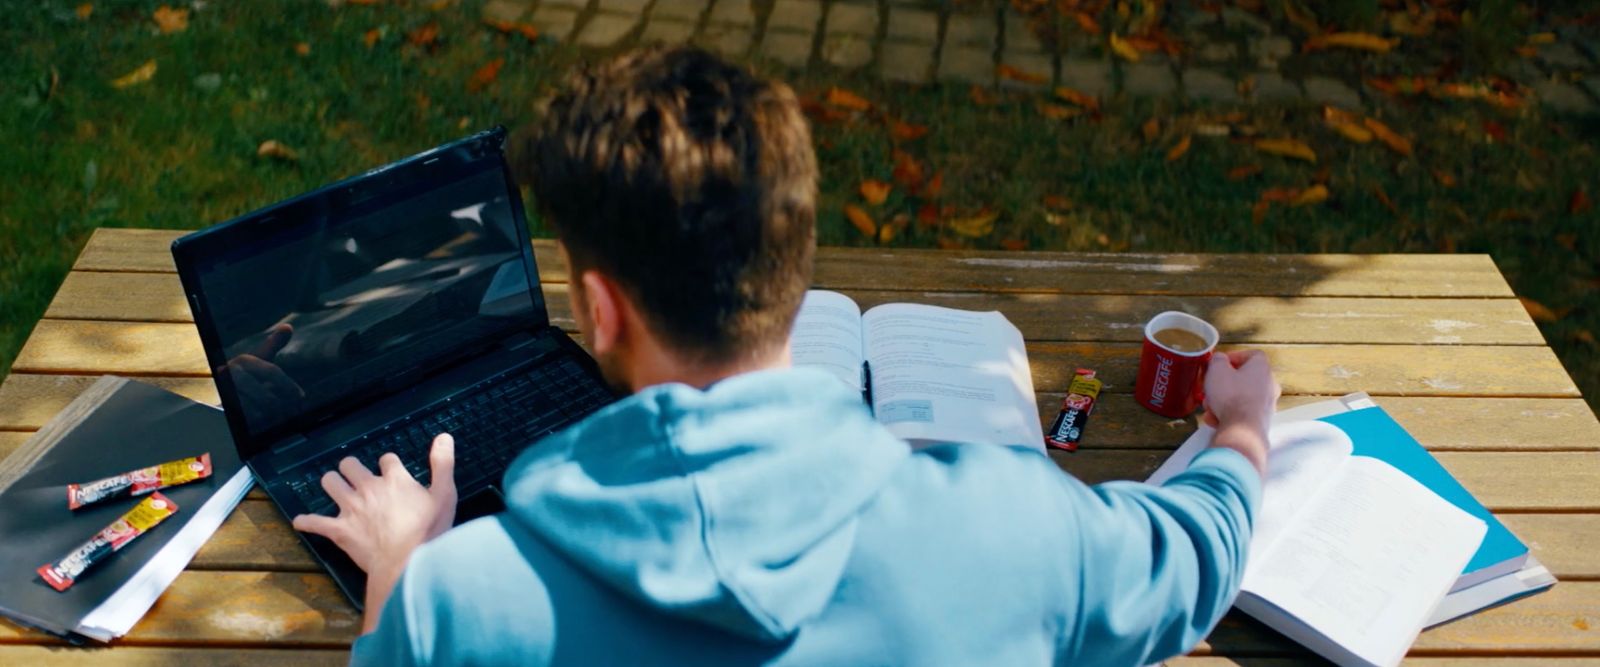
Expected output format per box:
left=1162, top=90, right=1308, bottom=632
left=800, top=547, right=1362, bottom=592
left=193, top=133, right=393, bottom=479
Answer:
left=579, top=269, right=625, bottom=356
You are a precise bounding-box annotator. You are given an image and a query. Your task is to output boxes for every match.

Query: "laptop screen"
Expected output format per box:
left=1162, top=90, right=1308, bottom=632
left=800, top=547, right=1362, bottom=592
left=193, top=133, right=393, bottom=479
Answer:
left=188, top=155, right=542, bottom=444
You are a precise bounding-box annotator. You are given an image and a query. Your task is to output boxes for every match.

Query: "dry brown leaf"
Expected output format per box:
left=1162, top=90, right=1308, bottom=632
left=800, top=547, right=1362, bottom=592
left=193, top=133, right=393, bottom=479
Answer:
left=1520, top=298, right=1559, bottom=323
left=1165, top=134, right=1192, bottom=162
left=891, top=150, right=925, bottom=191
left=1432, top=169, right=1457, bottom=188
left=466, top=58, right=505, bottom=93
left=153, top=5, right=189, bottom=34
left=1053, top=86, right=1100, bottom=111
left=1043, top=195, right=1073, bottom=210
left=1282, top=2, right=1320, bottom=33
left=859, top=179, right=891, bottom=206
left=877, top=215, right=905, bottom=244
left=363, top=28, right=382, bottom=48
left=922, top=170, right=943, bottom=199
left=1575, top=329, right=1597, bottom=346
left=936, top=237, right=966, bottom=250
left=947, top=210, right=999, bottom=238
left=1251, top=199, right=1271, bottom=225
left=1322, top=106, right=1373, bottom=143
left=1255, top=138, right=1317, bottom=163
left=916, top=204, right=940, bottom=228
left=1000, top=239, right=1028, bottom=251
left=1074, top=11, right=1101, bottom=34
left=1303, top=32, right=1399, bottom=53
left=1528, top=32, right=1556, bottom=45
left=1109, top=33, right=1142, bottom=62
left=76, top=3, right=93, bottom=20
left=1571, top=187, right=1592, bottom=215
left=295, top=42, right=312, bottom=56
left=1036, top=102, right=1081, bottom=120
left=1141, top=117, right=1161, bottom=143
left=844, top=204, right=877, bottom=238
left=110, top=59, right=157, bottom=88
left=257, top=140, right=300, bottom=162
left=998, top=64, right=1049, bottom=84
left=1227, top=164, right=1262, bottom=181
left=825, top=86, right=872, bottom=111
left=1290, top=184, right=1329, bottom=206
left=1362, top=117, right=1413, bottom=155
left=889, top=119, right=930, bottom=142
left=408, top=21, right=441, bottom=47
left=969, top=85, right=1000, bottom=106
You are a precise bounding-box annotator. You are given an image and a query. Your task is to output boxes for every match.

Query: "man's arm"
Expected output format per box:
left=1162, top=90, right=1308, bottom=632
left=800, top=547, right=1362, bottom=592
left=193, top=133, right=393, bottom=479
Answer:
left=291, top=434, right=458, bottom=633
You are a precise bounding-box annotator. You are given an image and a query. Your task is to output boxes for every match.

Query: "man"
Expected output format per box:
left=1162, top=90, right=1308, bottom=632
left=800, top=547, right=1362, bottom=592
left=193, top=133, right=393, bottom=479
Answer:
left=294, top=46, right=1280, bottom=666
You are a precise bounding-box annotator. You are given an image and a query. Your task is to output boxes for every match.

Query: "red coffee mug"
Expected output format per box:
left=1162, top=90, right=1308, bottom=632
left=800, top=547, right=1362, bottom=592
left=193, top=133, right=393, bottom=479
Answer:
left=1134, top=311, right=1220, bottom=418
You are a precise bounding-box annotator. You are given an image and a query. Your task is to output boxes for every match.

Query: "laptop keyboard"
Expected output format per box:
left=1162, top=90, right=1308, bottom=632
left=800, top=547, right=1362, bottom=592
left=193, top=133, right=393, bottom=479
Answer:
left=285, top=355, right=612, bottom=516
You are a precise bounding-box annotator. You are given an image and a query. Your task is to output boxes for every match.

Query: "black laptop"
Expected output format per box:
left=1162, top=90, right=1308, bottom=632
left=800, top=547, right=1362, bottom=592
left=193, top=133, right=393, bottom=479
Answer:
left=171, top=128, right=617, bottom=608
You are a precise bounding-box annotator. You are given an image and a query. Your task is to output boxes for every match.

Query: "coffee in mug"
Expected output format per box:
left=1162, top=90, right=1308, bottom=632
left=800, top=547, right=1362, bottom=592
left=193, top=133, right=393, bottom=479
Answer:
left=1134, top=311, right=1220, bottom=418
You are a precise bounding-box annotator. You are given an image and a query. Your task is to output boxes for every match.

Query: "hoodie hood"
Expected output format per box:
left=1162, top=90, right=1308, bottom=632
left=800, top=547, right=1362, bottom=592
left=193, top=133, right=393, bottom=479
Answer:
left=501, top=367, right=910, bottom=642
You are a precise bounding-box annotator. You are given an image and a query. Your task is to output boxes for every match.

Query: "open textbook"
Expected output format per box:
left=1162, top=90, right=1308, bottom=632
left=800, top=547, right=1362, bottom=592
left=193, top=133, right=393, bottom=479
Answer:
left=790, top=290, right=1043, bottom=450
left=1148, top=407, right=1492, bottom=667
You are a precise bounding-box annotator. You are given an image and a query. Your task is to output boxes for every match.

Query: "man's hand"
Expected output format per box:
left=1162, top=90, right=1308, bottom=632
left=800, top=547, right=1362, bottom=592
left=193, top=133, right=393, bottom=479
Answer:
left=221, top=323, right=306, bottom=424
left=1200, top=350, right=1280, bottom=476
left=293, top=434, right=457, bottom=631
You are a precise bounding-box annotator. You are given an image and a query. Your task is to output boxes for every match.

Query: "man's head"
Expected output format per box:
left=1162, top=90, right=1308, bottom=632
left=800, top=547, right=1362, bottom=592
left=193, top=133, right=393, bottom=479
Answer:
left=516, top=47, right=817, bottom=391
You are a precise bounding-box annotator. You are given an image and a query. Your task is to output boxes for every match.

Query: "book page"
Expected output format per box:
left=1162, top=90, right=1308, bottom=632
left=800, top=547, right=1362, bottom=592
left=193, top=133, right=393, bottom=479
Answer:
left=862, top=303, right=1042, bottom=449
left=790, top=290, right=865, bottom=391
left=1241, top=456, right=1487, bottom=667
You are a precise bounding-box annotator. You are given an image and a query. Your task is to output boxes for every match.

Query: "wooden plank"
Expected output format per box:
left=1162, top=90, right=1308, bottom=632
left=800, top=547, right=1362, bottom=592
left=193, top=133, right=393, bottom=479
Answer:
left=0, top=432, right=27, bottom=462
left=193, top=500, right=316, bottom=572
left=44, top=270, right=1545, bottom=346
left=0, top=570, right=1589, bottom=654
left=1499, top=514, right=1600, bottom=580
left=78, top=229, right=1516, bottom=298
left=1195, top=583, right=1600, bottom=656
left=0, top=572, right=361, bottom=646
left=0, top=374, right=218, bottom=431
left=0, top=646, right=349, bottom=666
left=12, top=322, right=1581, bottom=397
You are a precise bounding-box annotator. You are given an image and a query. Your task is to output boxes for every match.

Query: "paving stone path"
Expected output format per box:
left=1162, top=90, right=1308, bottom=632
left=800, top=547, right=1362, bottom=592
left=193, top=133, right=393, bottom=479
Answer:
left=484, top=0, right=1599, bottom=114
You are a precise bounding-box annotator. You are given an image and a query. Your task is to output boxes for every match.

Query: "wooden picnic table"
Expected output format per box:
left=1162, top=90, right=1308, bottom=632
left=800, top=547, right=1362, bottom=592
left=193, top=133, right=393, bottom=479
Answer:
left=1, top=227, right=1598, bottom=666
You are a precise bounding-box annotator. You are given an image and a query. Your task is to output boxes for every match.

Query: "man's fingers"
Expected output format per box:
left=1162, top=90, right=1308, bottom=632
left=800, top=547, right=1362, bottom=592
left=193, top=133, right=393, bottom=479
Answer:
left=378, top=452, right=406, bottom=478
left=429, top=433, right=456, bottom=498
left=291, top=513, right=342, bottom=539
left=321, top=469, right=357, bottom=507
left=339, top=456, right=376, bottom=488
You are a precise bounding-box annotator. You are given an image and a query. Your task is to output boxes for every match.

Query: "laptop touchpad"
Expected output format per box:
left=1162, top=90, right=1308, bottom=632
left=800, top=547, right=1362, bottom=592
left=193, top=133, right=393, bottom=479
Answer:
left=456, top=487, right=506, bottom=524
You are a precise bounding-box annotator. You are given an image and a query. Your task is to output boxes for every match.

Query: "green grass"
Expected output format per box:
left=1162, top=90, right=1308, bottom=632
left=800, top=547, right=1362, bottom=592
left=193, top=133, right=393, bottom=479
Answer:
left=3, top=1, right=1598, bottom=410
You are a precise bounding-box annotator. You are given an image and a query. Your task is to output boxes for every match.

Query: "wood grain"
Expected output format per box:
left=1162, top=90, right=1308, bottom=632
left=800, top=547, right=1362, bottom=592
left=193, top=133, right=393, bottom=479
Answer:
left=0, top=646, right=350, bottom=666
left=45, top=269, right=1544, bottom=346
left=11, top=322, right=1580, bottom=397
left=79, top=228, right=1516, bottom=297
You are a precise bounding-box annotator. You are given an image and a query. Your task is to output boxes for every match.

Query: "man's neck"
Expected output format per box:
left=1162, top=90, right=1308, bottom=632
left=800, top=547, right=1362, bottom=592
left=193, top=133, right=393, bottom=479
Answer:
left=627, top=345, right=792, bottom=392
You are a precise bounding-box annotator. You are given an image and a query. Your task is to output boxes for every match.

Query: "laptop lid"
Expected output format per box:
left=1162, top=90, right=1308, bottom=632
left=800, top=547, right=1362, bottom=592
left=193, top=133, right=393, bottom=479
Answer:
left=172, top=128, right=548, bottom=460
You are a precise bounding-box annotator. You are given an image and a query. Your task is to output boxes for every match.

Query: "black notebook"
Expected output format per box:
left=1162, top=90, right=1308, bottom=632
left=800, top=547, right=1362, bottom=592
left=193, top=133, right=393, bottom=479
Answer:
left=0, top=376, right=252, bottom=641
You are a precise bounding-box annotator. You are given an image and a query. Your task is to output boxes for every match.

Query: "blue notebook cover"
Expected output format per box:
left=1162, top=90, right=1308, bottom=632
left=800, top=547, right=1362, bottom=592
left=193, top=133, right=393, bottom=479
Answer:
left=1318, top=407, right=1529, bottom=579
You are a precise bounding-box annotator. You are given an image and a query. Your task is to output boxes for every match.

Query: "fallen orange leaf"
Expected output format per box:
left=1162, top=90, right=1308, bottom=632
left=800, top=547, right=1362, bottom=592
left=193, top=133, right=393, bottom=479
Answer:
left=1165, top=134, right=1192, bottom=162
left=889, top=119, right=930, bottom=142
left=998, top=64, right=1049, bottom=84
left=1322, top=106, right=1373, bottom=143
left=877, top=215, right=905, bottom=244
left=1000, top=239, right=1028, bottom=251
left=363, top=28, right=382, bottom=48
left=1227, top=164, right=1262, bottom=181
left=295, top=42, right=312, bottom=56
left=1043, top=195, right=1072, bottom=210
left=1432, top=169, right=1457, bottom=188
left=1304, top=32, right=1399, bottom=53
left=408, top=21, right=441, bottom=47
left=1074, top=11, right=1101, bottom=34
left=1282, top=1, right=1320, bottom=33
left=1571, top=187, right=1592, bottom=215
left=1362, top=117, right=1412, bottom=155
left=257, top=140, right=300, bottom=162
left=1109, top=33, right=1142, bottom=62
left=1290, top=184, right=1329, bottom=206
left=947, top=209, right=999, bottom=238
left=1251, top=199, right=1271, bottom=225
left=1141, top=117, right=1161, bottom=143
left=922, top=171, right=943, bottom=199
left=969, top=85, right=1000, bottom=106
left=1124, top=35, right=1163, bottom=52
left=844, top=204, right=877, bottom=238
left=1260, top=187, right=1301, bottom=203
left=825, top=86, right=872, bottom=111
left=1053, top=86, right=1100, bottom=111
left=1255, top=138, right=1317, bottom=163
left=916, top=204, right=940, bottom=228
left=1520, top=298, right=1559, bottom=323
left=110, top=59, right=157, bottom=88
left=936, top=237, right=966, bottom=250
left=1371, top=183, right=1401, bottom=217
left=153, top=5, right=189, bottom=34
left=466, top=57, right=505, bottom=93
left=75, top=3, right=92, bottom=20
left=859, top=179, right=891, bottom=206
left=891, top=150, right=925, bottom=191
left=1036, top=102, right=1081, bottom=120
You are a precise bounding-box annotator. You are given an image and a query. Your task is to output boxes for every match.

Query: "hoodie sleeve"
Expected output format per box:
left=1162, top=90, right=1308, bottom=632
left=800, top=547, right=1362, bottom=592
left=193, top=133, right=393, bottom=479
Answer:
left=1048, top=447, right=1260, bottom=666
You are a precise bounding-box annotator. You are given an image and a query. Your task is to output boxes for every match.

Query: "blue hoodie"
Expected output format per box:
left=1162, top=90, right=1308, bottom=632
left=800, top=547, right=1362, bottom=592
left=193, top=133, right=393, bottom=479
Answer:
left=351, top=368, right=1258, bottom=666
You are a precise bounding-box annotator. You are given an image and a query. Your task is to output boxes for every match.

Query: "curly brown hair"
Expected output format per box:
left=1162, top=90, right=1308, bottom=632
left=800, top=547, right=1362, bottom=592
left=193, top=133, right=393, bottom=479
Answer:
left=514, top=46, right=817, bottom=364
